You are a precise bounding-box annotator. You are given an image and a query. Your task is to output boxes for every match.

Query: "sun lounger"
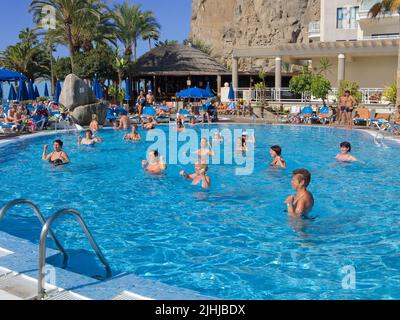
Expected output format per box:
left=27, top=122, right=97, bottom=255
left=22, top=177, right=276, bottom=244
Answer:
left=353, top=108, right=371, bottom=126
left=370, top=113, right=392, bottom=130
left=316, top=106, right=333, bottom=124
left=299, top=106, right=314, bottom=124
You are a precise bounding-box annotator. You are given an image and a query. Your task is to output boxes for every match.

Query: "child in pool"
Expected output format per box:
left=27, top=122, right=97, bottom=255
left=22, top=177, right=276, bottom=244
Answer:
left=180, top=161, right=211, bottom=189
left=336, top=142, right=364, bottom=163
left=269, top=145, right=286, bottom=168
left=142, top=150, right=167, bottom=175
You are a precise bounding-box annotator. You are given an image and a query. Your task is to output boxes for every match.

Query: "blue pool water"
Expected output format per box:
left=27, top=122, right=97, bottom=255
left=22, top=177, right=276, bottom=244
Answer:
left=0, top=124, right=400, bottom=300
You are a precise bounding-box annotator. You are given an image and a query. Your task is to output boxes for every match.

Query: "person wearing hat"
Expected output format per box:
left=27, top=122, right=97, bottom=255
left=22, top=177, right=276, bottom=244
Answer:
left=146, top=90, right=155, bottom=106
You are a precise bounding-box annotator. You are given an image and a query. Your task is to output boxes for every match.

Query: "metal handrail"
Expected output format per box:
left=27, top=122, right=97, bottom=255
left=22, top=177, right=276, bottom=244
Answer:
left=38, top=209, right=112, bottom=300
left=0, top=199, right=68, bottom=268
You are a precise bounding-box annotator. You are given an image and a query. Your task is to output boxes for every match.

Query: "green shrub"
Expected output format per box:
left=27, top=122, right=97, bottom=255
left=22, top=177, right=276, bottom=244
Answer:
left=383, top=82, right=397, bottom=104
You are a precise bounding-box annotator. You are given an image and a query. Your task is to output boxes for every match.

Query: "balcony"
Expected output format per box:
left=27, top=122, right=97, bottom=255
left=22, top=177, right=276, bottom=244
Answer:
left=359, top=34, right=400, bottom=41
left=359, top=0, right=400, bottom=19
left=308, top=21, right=320, bottom=40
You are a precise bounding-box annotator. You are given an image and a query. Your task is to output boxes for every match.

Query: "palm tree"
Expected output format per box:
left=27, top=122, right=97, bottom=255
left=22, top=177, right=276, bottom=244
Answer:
left=30, top=0, right=101, bottom=73
left=369, top=0, right=400, bottom=113
left=0, top=29, right=50, bottom=80
left=142, top=29, right=160, bottom=50
left=111, top=1, right=160, bottom=62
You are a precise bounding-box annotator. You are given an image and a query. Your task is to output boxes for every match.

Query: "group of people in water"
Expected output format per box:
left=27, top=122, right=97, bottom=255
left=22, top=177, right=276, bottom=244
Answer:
left=40, top=110, right=365, bottom=218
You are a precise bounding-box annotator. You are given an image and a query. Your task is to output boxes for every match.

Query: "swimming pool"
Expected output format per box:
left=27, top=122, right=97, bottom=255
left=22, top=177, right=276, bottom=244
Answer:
left=1, top=124, right=400, bottom=300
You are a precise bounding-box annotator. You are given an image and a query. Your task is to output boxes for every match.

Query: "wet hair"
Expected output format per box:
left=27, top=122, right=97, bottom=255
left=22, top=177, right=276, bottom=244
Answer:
left=92, top=114, right=98, bottom=121
left=271, top=145, right=282, bottom=156
left=152, top=150, right=159, bottom=157
left=345, top=90, right=351, bottom=95
left=86, top=129, right=93, bottom=137
left=292, top=169, right=311, bottom=187
left=53, top=140, right=63, bottom=147
left=340, top=141, right=352, bottom=152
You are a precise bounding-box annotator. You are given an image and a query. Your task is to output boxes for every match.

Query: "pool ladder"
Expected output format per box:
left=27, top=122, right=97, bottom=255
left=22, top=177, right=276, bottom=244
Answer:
left=0, top=199, right=112, bottom=300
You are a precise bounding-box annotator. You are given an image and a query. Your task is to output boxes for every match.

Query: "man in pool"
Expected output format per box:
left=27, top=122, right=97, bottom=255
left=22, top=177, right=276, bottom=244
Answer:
left=124, top=125, right=141, bottom=141
left=336, top=142, right=363, bottom=163
left=142, top=150, right=167, bottom=175
left=78, top=130, right=102, bottom=146
left=42, top=140, right=70, bottom=166
left=180, top=161, right=211, bottom=189
left=285, top=169, right=314, bottom=217
left=116, top=113, right=131, bottom=130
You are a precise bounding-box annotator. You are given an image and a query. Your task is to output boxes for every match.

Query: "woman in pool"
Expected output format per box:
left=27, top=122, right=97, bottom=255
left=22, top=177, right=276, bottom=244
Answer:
left=42, top=140, right=70, bottom=166
left=142, top=150, right=167, bottom=175
left=285, top=169, right=314, bottom=217
left=180, top=161, right=211, bottom=189
left=124, top=125, right=141, bottom=141
left=78, top=130, right=102, bottom=146
left=270, top=145, right=286, bottom=168
left=336, top=142, right=364, bottom=163
left=196, top=138, right=215, bottom=164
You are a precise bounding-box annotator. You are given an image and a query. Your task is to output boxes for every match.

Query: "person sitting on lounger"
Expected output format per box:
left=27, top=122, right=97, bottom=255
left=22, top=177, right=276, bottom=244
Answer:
left=285, top=169, right=314, bottom=217
left=5, top=106, right=17, bottom=124
left=78, top=130, right=102, bottom=146
left=270, top=145, right=286, bottom=168
left=42, top=140, right=70, bottom=166
left=180, top=161, right=211, bottom=189
left=336, top=142, right=364, bottom=163
left=124, top=125, right=141, bottom=141
left=142, top=150, right=167, bottom=175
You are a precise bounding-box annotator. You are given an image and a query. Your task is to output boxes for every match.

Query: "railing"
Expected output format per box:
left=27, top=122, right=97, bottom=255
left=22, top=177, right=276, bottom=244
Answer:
left=38, top=208, right=112, bottom=300
left=359, top=34, right=400, bottom=41
left=234, top=87, right=388, bottom=105
left=0, top=199, right=68, bottom=268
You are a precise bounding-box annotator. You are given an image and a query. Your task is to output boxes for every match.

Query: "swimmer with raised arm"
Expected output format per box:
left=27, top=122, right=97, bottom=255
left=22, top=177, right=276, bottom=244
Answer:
left=336, top=142, right=364, bottom=163
left=78, top=130, right=102, bottom=146
left=180, top=161, right=211, bottom=189
left=270, top=145, right=286, bottom=168
left=142, top=150, right=167, bottom=175
left=285, top=169, right=314, bottom=218
left=42, top=140, right=70, bottom=166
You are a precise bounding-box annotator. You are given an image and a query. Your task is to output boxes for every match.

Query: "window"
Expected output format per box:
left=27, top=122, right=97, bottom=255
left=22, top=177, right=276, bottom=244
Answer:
left=337, top=8, right=344, bottom=29
left=337, top=6, right=359, bottom=30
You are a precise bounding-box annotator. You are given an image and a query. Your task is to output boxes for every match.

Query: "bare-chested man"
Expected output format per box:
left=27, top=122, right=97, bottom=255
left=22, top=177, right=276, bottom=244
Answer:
left=338, top=90, right=356, bottom=129
left=116, top=113, right=131, bottom=130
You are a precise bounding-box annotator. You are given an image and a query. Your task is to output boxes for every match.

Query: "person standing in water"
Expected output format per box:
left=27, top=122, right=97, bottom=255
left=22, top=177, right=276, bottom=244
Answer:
left=142, top=150, right=167, bottom=175
left=42, top=140, right=70, bottom=166
left=78, top=130, right=102, bottom=146
left=124, top=125, right=141, bottom=141
left=336, top=142, right=364, bottom=163
left=285, top=169, right=314, bottom=217
left=269, top=145, right=286, bottom=168
left=89, top=114, right=99, bottom=135
left=180, top=161, right=211, bottom=189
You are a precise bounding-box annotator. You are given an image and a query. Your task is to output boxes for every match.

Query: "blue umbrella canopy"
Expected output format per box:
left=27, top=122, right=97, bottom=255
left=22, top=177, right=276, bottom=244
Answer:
left=8, top=84, right=16, bottom=101
left=228, top=83, right=235, bottom=100
left=92, top=77, right=99, bottom=99
left=28, top=79, right=35, bottom=100
left=176, top=87, right=213, bottom=99
left=125, top=78, right=131, bottom=101
left=0, top=69, right=27, bottom=81
left=17, top=79, right=29, bottom=101
left=34, top=85, right=40, bottom=99
left=178, top=109, right=190, bottom=115
left=205, top=82, right=213, bottom=97
left=97, top=82, right=103, bottom=100
left=44, top=83, right=50, bottom=97
left=54, top=80, right=62, bottom=104
left=142, top=106, right=156, bottom=116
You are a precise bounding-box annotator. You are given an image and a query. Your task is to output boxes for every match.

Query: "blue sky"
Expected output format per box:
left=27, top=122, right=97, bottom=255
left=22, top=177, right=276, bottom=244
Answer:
left=0, top=0, right=192, bottom=58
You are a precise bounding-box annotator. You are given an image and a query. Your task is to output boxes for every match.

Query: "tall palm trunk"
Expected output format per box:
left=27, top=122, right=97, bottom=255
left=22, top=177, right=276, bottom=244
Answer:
left=148, top=39, right=152, bottom=50
left=66, top=23, right=75, bottom=73
left=49, top=42, right=55, bottom=96
left=396, top=16, right=400, bottom=116
left=133, top=33, right=137, bottom=63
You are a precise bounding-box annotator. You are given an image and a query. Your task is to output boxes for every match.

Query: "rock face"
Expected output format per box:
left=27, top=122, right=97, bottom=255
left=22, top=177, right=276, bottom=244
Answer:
left=59, top=74, right=108, bottom=126
left=190, top=0, right=320, bottom=71
left=71, top=101, right=109, bottom=126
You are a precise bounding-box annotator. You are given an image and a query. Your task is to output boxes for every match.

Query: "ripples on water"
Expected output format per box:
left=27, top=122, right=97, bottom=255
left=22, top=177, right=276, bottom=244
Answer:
left=0, top=125, right=399, bottom=299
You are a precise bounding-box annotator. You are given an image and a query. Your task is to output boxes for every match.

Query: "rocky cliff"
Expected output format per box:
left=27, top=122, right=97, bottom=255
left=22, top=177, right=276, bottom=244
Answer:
left=190, top=0, right=320, bottom=71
